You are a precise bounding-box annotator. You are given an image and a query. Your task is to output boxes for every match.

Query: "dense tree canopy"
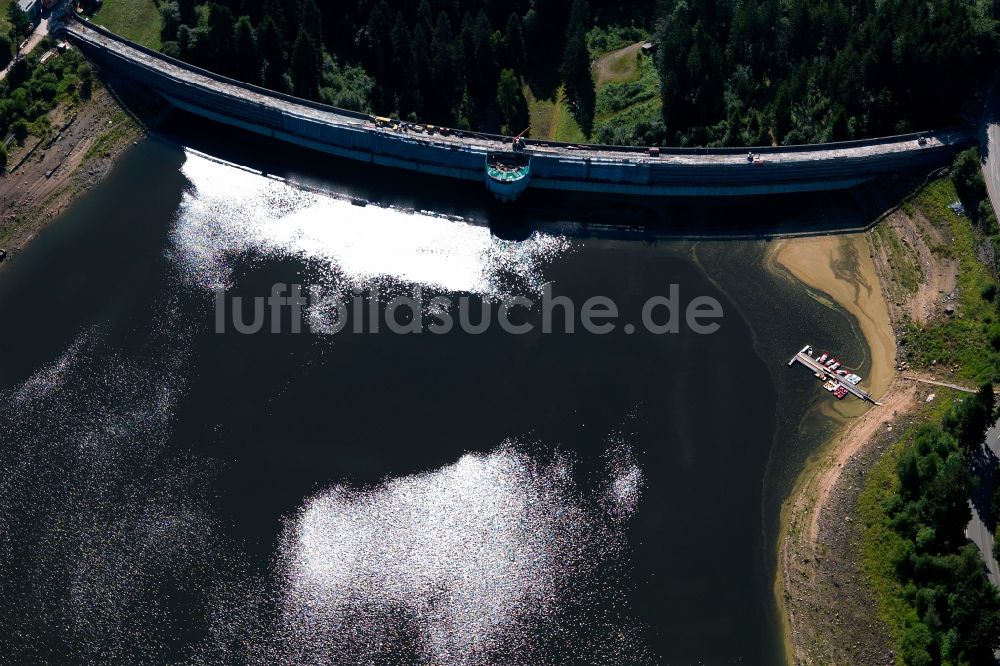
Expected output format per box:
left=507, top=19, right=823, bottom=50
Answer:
left=887, top=417, right=1000, bottom=664
left=0, top=48, right=92, bottom=151
left=561, top=0, right=596, bottom=133
left=883, top=384, right=1000, bottom=665
left=653, top=0, right=1000, bottom=146
left=7, top=3, right=33, bottom=41
left=151, top=0, right=999, bottom=145
left=0, top=33, right=13, bottom=71
left=497, top=67, right=529, bottom=135
left=155, top=0, right=660, bottom=130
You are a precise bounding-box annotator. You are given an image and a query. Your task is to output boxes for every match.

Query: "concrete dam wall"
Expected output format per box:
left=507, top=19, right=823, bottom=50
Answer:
left=63, top=16, right=974, bottom=199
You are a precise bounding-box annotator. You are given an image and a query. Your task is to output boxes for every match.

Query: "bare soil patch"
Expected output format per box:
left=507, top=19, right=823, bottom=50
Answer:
left=0, top=85, right=143, bottom=264
left=593, top=42, right=643, bottom=89
left=873, top=208, right=958, bottom=326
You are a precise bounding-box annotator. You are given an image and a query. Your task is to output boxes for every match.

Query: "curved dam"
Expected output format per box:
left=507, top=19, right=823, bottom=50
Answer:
left=62, top=16, right=973, bottom=200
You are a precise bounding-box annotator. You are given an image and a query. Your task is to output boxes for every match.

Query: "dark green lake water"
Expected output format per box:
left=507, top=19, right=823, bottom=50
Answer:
left=0, top=131, right=871, bottom=665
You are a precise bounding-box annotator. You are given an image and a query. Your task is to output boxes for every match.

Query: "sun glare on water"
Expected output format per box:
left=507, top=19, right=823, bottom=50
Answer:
left=171, top=151, right=570, bottom=298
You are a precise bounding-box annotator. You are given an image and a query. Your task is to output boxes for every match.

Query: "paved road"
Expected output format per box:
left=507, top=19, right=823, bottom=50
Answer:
left=593, top=42, right=643, bottom=88
left=969, top=418, right=1000, bottom=666
left=0, top=19, right=50, bottom=84
left=968, top=506, right=1000, bottom=584
left=972, top=89, right=1000, bottom=596
left=982, top=81, right=1000, bottom=224
left=967, top=418, right=1000, bottom=590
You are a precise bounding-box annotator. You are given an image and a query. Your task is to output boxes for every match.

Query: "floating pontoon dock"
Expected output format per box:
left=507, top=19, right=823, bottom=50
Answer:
left=788, top=345, right=883, bottom=405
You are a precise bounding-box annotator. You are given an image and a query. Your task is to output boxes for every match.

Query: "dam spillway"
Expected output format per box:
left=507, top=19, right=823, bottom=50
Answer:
left=62, top=16, right=973, bottom=201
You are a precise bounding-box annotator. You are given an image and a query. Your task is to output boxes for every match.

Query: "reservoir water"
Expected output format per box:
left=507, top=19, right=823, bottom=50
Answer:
left=0, top=128, right=873, bottom=664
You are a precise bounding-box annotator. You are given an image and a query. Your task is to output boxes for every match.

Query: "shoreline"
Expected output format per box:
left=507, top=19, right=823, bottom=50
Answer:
left=770, top=232, right=904, bottom=664
left=769, top=233, right=896, bottom=399
left=0, top=84, right=142, bottom=268
left=0, top=49, right=948, bottom=662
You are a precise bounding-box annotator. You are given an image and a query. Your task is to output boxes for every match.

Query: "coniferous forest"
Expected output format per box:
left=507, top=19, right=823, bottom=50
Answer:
left=116, top=0, right=1000, bottom=145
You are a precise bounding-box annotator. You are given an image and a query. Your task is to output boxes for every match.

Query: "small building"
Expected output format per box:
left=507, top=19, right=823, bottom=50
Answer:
left=18, top=0, right=41, bottom=24
left=641, top=42, right=657, bottom=55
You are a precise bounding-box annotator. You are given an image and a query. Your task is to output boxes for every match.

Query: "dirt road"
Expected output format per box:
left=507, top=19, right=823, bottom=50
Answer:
left=592, top=42, right=643, bottom=89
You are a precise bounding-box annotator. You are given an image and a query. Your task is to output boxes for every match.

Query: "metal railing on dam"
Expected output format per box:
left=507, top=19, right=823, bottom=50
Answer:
left=61, top=15, right=974, bottom=199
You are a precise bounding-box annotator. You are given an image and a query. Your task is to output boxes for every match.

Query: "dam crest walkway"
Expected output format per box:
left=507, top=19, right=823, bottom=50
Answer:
left=60, top=15, right=974, bottom=199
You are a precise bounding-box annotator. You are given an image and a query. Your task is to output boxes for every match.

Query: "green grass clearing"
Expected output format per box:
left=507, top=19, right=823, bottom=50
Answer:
left=591, top=50, right=662, bottom=144
left=91, top=0, right=162, bottom=50
left=592, top=43, right=641, bottom=88
left=523, top=84, right=586, bottom=144
left=524, top=48, right=661, bottom=145
left=871, top=223, right=923, bottom=296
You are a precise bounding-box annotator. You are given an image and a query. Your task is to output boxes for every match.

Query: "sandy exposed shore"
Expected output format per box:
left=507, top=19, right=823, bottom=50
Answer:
left=770, top=234, right=896, bottom=398
left=770, top=232, right=904, bottom=664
